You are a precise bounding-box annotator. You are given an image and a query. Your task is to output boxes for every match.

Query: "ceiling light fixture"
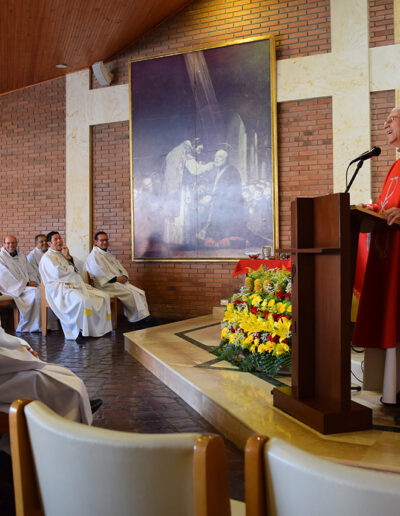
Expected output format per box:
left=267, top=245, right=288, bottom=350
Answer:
left=56, top=64, right=68, bottom=69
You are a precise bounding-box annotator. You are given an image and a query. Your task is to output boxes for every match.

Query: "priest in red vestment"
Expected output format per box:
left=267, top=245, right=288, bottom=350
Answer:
left=353, top=107, right=400, bottom=405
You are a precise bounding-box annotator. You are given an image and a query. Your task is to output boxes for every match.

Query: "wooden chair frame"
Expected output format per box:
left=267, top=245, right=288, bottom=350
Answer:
left=86, top=272, right=119, bottom=330
left=245, top=435, right=269, bottom=516
left=9, top=399, right=232, bottom=516
left=40, top=281, right=49, bottom=336
left=10, top=399, right=43, bottom=516
left=0, top=295, right=19, bottom=330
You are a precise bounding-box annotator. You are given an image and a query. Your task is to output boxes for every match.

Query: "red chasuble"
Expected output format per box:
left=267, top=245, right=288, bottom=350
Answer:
left=353, top=158, right=400, bottom=349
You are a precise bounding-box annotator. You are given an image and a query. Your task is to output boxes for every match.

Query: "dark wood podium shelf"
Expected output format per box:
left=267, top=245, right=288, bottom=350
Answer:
left=273, top=193, right=373, bottom=435
left=295, top=247, right=341, bottom=254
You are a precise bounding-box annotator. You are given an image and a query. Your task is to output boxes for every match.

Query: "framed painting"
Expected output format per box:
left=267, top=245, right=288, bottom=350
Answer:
left=129, top=35, right=277, bottom=260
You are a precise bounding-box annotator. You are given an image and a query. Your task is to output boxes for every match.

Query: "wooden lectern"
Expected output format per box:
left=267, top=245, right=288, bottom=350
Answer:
left=273, top=193, right=373, bottom=434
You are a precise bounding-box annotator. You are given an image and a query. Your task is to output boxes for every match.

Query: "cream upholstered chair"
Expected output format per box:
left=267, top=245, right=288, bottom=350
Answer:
left=245, top=435, right=400, bottom=516
left=9, top=399, right=236, bottom=516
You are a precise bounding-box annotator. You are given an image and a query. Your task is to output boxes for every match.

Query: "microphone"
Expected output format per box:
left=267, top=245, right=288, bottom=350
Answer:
left=345, top=146, right=381, bottom=193
left=349, top=146, right=381, bottom=165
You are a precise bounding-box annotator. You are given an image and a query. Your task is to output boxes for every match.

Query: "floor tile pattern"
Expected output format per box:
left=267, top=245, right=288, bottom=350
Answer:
left=18, top=318, right=245, bottom=502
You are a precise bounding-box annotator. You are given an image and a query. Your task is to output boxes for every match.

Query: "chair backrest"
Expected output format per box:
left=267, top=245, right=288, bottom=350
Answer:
left=10, top=399, right=231, bottom=516
left=40, top=279, right=47, bottom=305
left=245, top=435, right=400, bottom=516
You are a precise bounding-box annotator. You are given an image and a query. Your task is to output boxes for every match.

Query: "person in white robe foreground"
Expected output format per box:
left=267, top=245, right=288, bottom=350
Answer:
left=0, top=236, right=41, bottom=333
left=86, top=231, right=150, bottom=323
left=0, top=326, right=92, bottom=425
left=27, top=233, right=48, bottom=284
left=39, top=232, right=112, bottom=340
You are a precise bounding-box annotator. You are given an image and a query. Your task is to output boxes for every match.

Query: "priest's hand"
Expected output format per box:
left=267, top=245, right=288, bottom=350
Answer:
left=357, top=203, right=375, bottom=211
left=385, top=206, right=400, bottom=226
left=61, top=246, right=72, bottom=260
left=27, top=281, right=38, bottom=287
left=117, top=275, right=128, bottom=283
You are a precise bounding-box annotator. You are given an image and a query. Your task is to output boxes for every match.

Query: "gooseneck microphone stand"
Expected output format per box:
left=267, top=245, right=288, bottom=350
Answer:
left=345, top=146, right=381, bottom=193
left=346, top=158, right=363, bottom=391
left=345, top=160, right=364, bottom=193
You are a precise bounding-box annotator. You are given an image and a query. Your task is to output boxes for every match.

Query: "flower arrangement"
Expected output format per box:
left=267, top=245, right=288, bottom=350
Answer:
left=212, top=265, right=292, bottom=377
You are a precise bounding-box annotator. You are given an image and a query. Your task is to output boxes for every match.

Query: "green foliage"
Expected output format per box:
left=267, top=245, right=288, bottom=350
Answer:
left=212, top=339, right=291, bottom=377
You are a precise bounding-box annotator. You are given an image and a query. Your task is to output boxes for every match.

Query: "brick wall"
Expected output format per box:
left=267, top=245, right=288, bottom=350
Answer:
left=277, top=97, right=333, bottom=248
left=92, top=122, right=131, bottom=256
left=370, top=90, right=396, bottom=201
left=369, top=0, right=394, bottom=47
left=97, top=0, right=331, bottom=87
left=0, top=79, right=66, bottom=254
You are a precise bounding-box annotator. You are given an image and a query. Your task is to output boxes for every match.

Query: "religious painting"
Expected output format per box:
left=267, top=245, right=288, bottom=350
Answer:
left=129, top=36, right=277, bottom=260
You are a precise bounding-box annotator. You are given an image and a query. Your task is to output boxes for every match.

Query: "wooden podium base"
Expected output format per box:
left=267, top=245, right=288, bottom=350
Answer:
left=273, top=387, right=372, bottom=435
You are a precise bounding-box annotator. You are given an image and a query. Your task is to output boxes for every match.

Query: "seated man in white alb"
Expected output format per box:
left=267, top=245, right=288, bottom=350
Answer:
left=86, top=231, right=150, bottom=323
left=39, top=231, right=112, bottom=341
left=0, top=326, right=93, bottom=425
left=27, top=233, right=48, bottom=284
left=0, top=235, right=42, bottom=333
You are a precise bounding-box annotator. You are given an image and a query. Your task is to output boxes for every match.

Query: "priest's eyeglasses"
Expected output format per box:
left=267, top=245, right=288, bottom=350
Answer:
left=383, top=116, right=400, bottom=127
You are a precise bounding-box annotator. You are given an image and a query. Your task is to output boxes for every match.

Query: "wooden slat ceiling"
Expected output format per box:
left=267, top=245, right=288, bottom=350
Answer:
left=0, top=0, right=193, bottom=95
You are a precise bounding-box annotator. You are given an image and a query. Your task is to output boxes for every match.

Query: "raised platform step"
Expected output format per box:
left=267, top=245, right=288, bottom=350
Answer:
left=124, top=315, right=400, bottom=472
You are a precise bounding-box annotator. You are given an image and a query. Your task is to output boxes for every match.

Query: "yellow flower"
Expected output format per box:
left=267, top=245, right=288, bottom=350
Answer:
left=251, top=295, right=262, bottom=306
left=223, top=312, right=236, bottom=324
left=276, top=302, right=286, bottom=314
left=268, top=299, right=276, bottom=308
left=275, top=342, right=290, bottom=355
left=258, top=343, right=268, bottom=354
left=245, top=277, right=253, bottom=291
left=228, top=333, right=236, bottom=344
left=250, top=343, right=258, bottom=353
left=261, top=299, right=268, bottom=310
left=243, top=334, right=254, bottom=347
left=287, top=304, right=292, bottom=313
left=223, top=303, right=236, bottom=322
left=221, top=327, right=228, bottom=339
left=265, top=341, right=274, bottom=352
left=273, top=317, right=292, bottom=342
left=254, top=279, right=262, bottom=293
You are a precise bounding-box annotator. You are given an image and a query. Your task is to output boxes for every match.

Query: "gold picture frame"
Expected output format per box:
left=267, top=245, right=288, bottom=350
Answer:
left=129, top=35, right=278, bottom=261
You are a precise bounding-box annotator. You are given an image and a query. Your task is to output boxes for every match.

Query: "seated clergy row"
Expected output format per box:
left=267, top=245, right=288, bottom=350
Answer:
left=0, top=231, right=149, bottom=340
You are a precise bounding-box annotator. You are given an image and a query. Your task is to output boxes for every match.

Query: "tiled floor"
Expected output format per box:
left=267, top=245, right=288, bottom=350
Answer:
left=8, top=317, right=245, bottom=506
